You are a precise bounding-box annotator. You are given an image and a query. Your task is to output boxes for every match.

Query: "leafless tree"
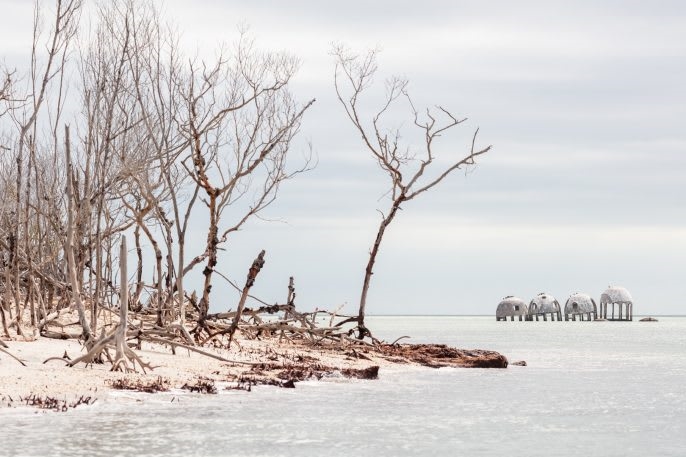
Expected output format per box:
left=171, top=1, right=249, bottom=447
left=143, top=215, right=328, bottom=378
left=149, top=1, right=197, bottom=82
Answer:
left=175, top=34, right=315, bottom=337
left=332, top=46, right=491, bottom=337
left=0, top=0, right=82, bottom=337
left=120, top=0, right=197, bottom=329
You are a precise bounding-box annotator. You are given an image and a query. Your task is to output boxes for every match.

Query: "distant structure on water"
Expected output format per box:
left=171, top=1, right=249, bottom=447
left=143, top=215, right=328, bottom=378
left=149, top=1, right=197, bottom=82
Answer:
left=496, top=296, right=529, bottom=321
left=529, top=292, right=562, bottom=321
left=496, top=286, right=634, bottom=322
left=599, top=286, right=633, bottom=321
left=564, top=293, right=597, bottom=321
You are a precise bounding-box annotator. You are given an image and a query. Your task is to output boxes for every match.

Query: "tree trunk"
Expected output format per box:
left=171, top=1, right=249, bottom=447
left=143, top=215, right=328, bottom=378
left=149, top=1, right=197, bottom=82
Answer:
left=13, top=150, right=23, bottom=333
left=136, top=218, right=164, bottom=326
left=0, top=292, right=10, bottom=337
left=163, top=222, right=175, bottom=324
left=134, top=224, right=144, bottom=309
left=153, top=241, right=164, bottom=327
left=113, top=236, right=129, bottom=367
left=64, top=125, right=93, bottom=343
left=177, top=238, right=186, bottom=326
left=93, top=219, right=103, bottom=334
left=357, top=201, right=402, bottom=337
left=198, top=192, right=219, bottom=325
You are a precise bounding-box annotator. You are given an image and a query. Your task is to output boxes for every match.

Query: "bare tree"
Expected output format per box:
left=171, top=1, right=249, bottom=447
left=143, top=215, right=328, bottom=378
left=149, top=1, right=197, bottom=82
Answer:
left=0, top=0, right=82, bottom=337
left=64, top=125, right=93, bottom=342
left=121, top=0, right=197, bottom=329
left=332, top=47, right=491, bottom=337
left=175, top=35, right=315, bottom=337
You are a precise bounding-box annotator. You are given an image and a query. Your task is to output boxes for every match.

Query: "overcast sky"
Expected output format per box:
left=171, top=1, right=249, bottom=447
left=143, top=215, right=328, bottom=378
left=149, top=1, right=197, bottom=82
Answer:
left=2, top=1, right=685, bottom=315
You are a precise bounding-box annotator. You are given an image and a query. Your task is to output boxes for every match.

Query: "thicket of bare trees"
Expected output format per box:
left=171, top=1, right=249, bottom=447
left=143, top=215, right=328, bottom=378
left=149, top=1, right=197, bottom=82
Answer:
left=0, top=0, right=320, bottom=368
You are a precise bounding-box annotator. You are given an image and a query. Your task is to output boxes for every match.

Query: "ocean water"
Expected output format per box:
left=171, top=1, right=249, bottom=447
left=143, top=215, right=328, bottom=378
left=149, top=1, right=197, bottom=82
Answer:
left=1, top=316, right=685, bottom=457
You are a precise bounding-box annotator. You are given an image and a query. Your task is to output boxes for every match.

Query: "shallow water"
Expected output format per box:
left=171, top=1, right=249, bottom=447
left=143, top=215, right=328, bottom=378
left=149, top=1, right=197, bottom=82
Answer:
left=1, top=316, right=685, bottom=456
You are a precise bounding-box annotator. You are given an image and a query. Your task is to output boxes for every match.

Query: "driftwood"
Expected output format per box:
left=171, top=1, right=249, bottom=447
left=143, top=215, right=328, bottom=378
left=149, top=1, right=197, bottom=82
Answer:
left=41, top=330, right=81, bottom=340
left=139, top=334, right=260, bottom=366
left=227, top=250, right=266, bottom=347
left=0, top=345, right=26, bottom=366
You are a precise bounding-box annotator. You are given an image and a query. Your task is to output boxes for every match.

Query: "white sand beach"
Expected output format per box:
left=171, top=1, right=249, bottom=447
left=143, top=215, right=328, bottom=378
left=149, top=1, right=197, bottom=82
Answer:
left=0, top=333, right=382, bottom=407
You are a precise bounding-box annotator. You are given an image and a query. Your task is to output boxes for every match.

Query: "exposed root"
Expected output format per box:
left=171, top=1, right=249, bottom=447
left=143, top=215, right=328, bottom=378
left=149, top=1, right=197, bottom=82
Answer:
left=67, top=237, right=152, bottom=374
left=0, top=346, right=27, bottom=366
left=43, top=356, right=71, bottom=365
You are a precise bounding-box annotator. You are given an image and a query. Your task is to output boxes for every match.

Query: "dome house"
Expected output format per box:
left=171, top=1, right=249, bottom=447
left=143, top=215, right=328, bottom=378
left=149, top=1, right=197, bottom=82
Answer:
left=528, top=292, right=562, bottom=321
left=496, top=296, right=529, bottom=321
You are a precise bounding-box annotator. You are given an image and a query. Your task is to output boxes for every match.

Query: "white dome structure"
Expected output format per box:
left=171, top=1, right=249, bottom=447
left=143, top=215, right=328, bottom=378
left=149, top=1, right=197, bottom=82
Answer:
left=564, top=293, right=597, bottom=321
left=528, top=292, right=562, bottom=321
left=496, top=296, right=529, bottom=321
left=599, top=286, right=634, bottom=321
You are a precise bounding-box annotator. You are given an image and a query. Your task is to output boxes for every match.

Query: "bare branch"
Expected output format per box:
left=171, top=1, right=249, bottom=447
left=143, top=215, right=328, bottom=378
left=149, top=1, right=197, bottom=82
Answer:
left=332, top=45, right=491, bottom=333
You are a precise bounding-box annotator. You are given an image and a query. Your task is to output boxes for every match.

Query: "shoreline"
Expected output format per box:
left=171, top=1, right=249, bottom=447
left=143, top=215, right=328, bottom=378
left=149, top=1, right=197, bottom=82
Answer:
left=0, top=334, right=508, bottom=411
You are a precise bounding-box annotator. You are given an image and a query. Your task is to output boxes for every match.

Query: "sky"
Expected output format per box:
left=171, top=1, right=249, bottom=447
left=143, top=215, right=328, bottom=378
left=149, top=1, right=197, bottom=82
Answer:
left=2, top=0, right=685, bottom=315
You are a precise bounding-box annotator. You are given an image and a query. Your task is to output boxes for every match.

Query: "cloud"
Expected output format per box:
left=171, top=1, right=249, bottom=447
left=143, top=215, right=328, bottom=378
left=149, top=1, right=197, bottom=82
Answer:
left=3, top=0, right=685, bottom=315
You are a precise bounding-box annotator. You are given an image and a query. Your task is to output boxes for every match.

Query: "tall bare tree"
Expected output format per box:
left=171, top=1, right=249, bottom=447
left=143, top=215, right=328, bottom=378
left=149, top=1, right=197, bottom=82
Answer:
left=0, top=0, right=82, bottom=337
left=333, top=47, right=491, bottom=337
left=176, top=35, right=315, bottom=336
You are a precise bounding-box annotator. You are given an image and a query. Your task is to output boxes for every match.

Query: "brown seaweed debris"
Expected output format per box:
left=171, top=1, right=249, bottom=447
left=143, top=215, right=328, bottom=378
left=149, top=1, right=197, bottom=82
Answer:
left=378, top=344, right=508, bottom=368
left=275, top=363, right=380, bottom=383
left=181, top=378, right=218, bottom=394
left=236, top=362, right=381, bottom=389
left=341, top=365, right=379, bottom=379
left=18, top=394, right=95, bottom=412
left=108, top=376, right=170, bottom=393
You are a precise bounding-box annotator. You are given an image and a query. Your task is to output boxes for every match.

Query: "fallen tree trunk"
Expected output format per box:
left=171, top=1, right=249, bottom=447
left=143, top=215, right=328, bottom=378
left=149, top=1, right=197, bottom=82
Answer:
left=377, top=344, right=508, bottom=368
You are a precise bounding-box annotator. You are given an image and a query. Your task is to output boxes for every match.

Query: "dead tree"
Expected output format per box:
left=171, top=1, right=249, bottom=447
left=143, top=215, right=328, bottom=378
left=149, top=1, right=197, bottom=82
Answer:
left=0, top=0, right=82, bottom=337
left=333, top=47, right=491, bottom=337
left=178, top=34, right=315, bottom=334
left=64, top=125, right=93, bottom=343
left=119, top=2, right=197, bottom=327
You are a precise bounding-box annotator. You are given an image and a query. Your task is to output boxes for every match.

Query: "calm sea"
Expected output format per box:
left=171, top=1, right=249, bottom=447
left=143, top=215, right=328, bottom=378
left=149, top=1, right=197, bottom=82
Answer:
left=2, top=316, right=685, bottom=457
